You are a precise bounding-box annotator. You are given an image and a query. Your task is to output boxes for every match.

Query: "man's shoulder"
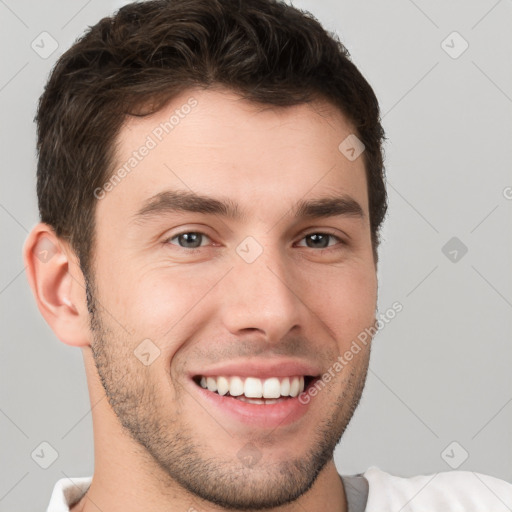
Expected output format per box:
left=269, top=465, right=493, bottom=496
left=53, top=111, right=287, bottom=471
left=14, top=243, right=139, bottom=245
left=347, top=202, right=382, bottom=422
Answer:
left=48, top=469, right=512, bottom=512
left=359, top=466, right=512, bottom=511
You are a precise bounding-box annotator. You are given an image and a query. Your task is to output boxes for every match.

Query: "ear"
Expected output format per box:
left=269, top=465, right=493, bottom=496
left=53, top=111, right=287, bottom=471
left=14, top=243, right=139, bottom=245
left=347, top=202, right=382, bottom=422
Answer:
left=23, top=223, right=91, bottom=347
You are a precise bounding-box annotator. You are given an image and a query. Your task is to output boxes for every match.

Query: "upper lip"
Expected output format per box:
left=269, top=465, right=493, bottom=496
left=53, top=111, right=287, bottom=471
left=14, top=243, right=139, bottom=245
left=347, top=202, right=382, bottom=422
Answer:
left=189, top=358, right=322, bottom=379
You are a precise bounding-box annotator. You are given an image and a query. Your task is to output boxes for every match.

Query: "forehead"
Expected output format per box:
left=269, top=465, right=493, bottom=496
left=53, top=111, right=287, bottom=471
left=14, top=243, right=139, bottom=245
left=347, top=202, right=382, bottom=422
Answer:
left=98, top=87, right=369, bottom=226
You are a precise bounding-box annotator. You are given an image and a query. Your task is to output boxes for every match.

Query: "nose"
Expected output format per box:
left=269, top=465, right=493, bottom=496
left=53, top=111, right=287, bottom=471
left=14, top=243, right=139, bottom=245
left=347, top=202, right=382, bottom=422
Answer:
left=218, top=244, right=306, bottom=343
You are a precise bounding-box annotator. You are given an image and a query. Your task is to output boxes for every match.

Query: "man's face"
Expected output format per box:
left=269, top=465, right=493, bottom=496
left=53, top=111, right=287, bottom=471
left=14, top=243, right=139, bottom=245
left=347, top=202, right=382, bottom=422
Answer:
left=87, top=87, right=377, bottom=509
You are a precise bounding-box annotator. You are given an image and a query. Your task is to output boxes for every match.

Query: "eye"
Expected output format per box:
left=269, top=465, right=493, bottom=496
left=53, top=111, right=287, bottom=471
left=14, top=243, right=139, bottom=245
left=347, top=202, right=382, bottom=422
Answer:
left=296, top=233, right=343, bottom=249
left=165, top=231, right=344, bottom=251
left=167, top=232, right=211, bottom=249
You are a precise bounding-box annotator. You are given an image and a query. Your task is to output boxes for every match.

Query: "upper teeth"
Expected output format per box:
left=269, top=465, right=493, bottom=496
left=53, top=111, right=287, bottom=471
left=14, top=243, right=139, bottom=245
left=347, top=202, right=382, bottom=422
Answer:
left=199, top=376, right=305, bottom=398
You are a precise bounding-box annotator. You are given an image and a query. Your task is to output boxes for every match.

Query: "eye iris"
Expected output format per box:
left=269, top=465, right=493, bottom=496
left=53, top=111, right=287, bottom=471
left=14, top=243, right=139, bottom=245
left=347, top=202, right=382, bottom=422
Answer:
left=178, top=233, right=202, bottom=248
left=306, top=234, right=329, bottom=248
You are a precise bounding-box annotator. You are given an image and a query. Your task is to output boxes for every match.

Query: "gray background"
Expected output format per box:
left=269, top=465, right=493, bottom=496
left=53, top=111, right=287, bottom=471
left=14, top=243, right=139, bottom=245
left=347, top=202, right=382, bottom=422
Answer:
left=1, top=0, right=511, bottom=510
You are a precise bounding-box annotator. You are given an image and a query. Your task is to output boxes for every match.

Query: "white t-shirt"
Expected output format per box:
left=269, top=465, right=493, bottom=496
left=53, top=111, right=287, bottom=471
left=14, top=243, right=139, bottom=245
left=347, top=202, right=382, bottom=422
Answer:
left=46, top=467, right=512, bottom=512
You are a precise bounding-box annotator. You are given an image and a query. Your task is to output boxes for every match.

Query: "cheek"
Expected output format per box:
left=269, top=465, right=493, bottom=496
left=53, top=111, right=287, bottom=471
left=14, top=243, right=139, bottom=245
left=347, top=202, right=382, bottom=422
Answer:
left=300, top=263, right=377, bottom=340
left=108, top=266, right=220, bottom=340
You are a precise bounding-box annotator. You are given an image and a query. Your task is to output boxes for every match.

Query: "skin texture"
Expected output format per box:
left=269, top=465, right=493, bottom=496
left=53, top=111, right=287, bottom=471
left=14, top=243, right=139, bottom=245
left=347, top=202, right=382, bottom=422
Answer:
left=24, top=87, right=378, bottom=512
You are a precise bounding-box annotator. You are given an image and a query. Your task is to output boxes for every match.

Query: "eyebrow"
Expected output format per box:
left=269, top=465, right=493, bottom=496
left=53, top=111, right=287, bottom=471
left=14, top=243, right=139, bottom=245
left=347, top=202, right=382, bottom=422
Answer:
left=131, top=189, right=364, bottom=224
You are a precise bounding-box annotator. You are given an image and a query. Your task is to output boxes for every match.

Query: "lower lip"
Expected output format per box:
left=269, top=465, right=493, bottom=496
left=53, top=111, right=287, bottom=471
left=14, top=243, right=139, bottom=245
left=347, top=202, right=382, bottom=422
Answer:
left=190, top=380, right=314, bottom=429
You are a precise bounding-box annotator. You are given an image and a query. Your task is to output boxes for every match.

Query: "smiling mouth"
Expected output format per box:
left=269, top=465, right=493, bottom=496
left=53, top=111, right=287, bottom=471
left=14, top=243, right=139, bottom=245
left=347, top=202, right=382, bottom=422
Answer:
left=192, top=375, right=318, bottom=404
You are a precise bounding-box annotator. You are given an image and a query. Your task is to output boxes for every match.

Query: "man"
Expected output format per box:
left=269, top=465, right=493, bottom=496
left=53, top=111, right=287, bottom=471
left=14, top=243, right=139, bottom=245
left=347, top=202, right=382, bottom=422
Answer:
left=23, top=0, right=511, bottom=511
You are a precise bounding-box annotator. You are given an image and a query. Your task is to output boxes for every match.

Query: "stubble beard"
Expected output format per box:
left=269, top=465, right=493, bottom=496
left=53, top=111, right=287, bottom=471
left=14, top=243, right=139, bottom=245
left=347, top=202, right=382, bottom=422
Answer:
left=84, top=275, right=370, bottom=510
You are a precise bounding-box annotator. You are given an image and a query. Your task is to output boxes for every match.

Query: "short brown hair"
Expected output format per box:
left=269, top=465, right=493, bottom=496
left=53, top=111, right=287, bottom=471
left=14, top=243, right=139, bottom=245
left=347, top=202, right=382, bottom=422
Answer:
left=36, top=0, right=387, bottom=278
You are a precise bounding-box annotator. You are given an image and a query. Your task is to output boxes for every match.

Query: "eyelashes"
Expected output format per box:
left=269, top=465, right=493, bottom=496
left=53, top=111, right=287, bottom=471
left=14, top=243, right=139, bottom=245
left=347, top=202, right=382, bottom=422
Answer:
left=167, top=232, right=212, bottom=250
left=166, top=231, right=345, bottom=252
left=295, top=232, right=344, bottom=250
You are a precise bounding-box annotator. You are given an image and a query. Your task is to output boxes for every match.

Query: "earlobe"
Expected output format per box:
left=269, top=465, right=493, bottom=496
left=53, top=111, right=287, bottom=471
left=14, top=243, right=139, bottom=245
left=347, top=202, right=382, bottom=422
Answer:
left=23, top=223, right=91, bottom=348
